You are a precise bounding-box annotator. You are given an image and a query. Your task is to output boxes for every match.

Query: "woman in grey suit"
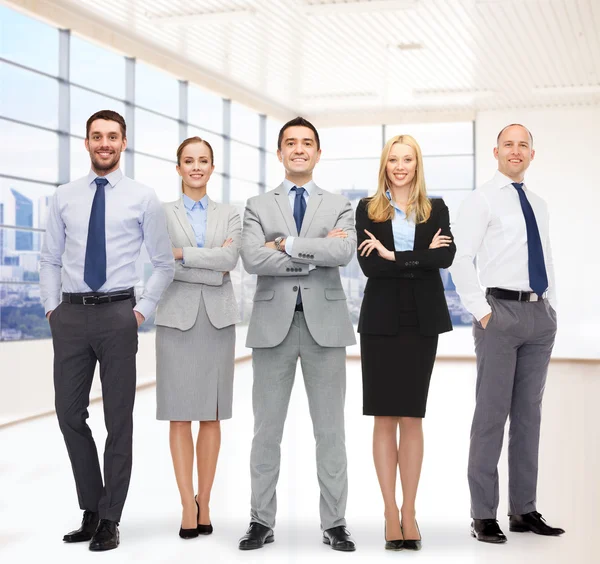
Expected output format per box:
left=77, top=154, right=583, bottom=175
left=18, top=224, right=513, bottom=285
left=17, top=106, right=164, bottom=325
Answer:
left=155, top=137, right=241, bottom=539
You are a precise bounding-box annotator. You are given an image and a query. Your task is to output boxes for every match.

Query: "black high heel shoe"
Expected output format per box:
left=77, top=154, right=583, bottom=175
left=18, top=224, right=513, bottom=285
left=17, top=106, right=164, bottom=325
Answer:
left=179, top=499, right=200, bottom=539
left=195, top=496, right=214, bottom=535
left=401, top=520, right=422, bottom=551
left=384, top=521, right=404, bottom=551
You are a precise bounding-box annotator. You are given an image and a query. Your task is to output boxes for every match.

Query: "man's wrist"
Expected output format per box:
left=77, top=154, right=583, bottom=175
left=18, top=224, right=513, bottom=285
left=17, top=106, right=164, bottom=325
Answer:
left=274, top=236, right=286, bottom=252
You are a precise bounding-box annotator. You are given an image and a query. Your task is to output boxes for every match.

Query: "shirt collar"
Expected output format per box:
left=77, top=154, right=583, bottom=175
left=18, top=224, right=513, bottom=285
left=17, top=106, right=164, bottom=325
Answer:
left=283, top=178, right=315, bottom=196
left=87, top=168, right=123, bottom=189
left=385, top=190, right=407, bottom=217
left=492, top=170, right=528, bottom=191
left=182, top=193, right=208, bottom=211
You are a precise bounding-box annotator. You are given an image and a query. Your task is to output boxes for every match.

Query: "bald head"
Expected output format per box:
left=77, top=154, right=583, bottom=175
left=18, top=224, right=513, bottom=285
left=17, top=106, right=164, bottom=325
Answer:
left=494, top=123, right=535, bottom=182
left=497, top=124, right=533, bottom=147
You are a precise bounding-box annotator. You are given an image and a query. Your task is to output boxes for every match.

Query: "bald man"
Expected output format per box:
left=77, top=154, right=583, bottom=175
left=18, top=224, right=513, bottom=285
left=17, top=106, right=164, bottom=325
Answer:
left=450, top=124, right=564, bottom=543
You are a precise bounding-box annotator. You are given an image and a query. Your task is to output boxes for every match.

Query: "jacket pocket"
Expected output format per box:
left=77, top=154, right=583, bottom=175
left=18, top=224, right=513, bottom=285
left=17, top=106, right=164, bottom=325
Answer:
left=325, top=288, right=346, bottom=300
left=253, top=290, right=275, bottom=302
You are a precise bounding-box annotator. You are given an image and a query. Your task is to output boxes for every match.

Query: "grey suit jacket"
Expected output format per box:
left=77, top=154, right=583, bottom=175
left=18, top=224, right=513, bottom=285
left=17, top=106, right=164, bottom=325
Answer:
left=155, top=197, right=241, bottom=331
left=241, top=183, right=356, bottom=348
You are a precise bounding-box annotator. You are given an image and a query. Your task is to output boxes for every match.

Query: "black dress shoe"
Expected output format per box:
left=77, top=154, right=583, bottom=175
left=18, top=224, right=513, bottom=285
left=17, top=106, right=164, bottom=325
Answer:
left=63, top=510, right=99, bottom=543
left=195, top=495, right=213, bottom=535
left=471, top=519, right=507, bottom=543
left=401, top=520, right=422, bottom=551
left=89, top=519, right=120, bottom=551
left=323, top=526, right=356, bottom=552
left=509, top=511, right=565, bottom=536
left=238, top=522, right=274, bottom=550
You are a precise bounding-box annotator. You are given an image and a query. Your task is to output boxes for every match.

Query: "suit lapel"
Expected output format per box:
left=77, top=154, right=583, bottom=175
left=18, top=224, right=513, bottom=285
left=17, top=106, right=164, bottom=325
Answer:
left=205, top=197, right=218, bottom=248
left=299, top=184, right=323, bottom=237
left=173, top=198, right=197, bottom=247
left=274, top=185, right=298, bottom=236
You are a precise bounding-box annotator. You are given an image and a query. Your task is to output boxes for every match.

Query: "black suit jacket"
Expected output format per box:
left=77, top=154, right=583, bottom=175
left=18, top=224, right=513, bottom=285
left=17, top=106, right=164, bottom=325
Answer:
left=356, top=197, right=456, bottom=337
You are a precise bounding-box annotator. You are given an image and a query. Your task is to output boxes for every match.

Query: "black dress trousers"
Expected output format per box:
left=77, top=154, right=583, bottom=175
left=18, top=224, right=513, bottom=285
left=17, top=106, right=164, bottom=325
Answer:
left=50, top=297, right=138, bottom=522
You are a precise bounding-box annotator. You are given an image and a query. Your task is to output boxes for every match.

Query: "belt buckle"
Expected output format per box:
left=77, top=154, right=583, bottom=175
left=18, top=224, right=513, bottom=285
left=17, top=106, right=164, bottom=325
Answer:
left=82, top=295, right=97, bottom=306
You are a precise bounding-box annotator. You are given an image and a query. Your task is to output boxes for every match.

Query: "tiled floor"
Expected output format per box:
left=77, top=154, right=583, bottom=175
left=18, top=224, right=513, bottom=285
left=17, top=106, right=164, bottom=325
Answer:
left=1, top=359, right=598, bottom=564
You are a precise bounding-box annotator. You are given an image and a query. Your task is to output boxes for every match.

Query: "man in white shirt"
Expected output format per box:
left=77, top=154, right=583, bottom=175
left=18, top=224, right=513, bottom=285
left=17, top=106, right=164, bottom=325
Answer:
left=450, top=124, right=564, bottom=543
left=40, top=110, right=174, bottom=551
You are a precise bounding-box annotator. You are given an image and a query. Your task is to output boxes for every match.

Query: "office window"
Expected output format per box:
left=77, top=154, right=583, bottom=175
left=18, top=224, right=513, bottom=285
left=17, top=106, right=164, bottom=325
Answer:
left=135, top=61, right=179, bottom=117
left=133, top=154, right=178, bottom=203
left=230, top=142, right=260, bottom=183
left=231, top=102, right=259, bottom=146
left=266, top=117, right=284, bottom=153
left=230, top=178, right=259, bottom=207
left=0, top=62, right=58, bottom=129
left=70, top=35, right=125, bottom=99
left=0, top=4, right=58, bottom=76
left=0, top=283, right=48, bottom=341
left=0, top=120, right=59, bottom=183
left=319, top=125, right=382, bottom=159
left=134, top=109, right=179, bottom=158
left=385, top=121, right=473, bottom=155
left=188, top=85, right=223, bottom=134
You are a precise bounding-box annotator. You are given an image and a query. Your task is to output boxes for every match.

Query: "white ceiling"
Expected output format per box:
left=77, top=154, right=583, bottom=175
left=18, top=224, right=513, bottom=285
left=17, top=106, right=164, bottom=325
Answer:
left=9, top=0, right=600, bottom=124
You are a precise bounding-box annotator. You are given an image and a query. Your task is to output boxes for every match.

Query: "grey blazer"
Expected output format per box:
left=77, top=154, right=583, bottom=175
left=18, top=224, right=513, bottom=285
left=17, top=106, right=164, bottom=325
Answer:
left=241, top=183, right=356, bottom=348
left=155, top=197, right=241, bottom=331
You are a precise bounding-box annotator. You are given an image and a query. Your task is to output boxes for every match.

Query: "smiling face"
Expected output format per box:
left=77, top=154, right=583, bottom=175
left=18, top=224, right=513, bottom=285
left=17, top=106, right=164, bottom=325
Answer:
left=494, top=125, right=535, bottom=182
left=277, top=125, right=321, bottom=181
left=176, top=141, right=214, bottom=193
left=386, top=143, right=417, bottom=191
left=85, top=119, right=127, bottom=175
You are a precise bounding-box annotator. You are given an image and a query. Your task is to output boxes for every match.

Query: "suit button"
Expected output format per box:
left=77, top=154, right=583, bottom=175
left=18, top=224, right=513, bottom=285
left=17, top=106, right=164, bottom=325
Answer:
left=415, top=261, right=419, bottom=265
left=286, top=268, right=290, bottom=272
left=293, top=286, right=298, bottom=291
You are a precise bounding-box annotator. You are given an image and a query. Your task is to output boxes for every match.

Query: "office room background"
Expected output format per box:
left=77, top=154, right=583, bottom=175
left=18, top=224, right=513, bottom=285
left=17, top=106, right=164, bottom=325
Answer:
left=1, top=1, right=598, bottom=563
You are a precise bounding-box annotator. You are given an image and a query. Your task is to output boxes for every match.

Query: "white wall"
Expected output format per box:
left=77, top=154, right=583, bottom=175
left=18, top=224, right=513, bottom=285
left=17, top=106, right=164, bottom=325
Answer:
left=475, top=107, right=600, bottom=359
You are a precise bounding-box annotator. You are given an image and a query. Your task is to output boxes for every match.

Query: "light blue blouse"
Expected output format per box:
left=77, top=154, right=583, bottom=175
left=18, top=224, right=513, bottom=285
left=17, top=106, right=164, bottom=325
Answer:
left=182, top=193, right=208, bottom=248
left=386, top=190, right=416, bottom=251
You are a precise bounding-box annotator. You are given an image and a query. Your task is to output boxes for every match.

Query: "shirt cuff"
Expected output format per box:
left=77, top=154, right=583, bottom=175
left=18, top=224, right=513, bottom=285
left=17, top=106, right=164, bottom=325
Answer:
left=285, top=236, right=295, bottom=256
left=133, top=300, right=153, bottom=322
left=44, top=297, right=61, bottom=314
left=472, top=302, right=492, bottom=323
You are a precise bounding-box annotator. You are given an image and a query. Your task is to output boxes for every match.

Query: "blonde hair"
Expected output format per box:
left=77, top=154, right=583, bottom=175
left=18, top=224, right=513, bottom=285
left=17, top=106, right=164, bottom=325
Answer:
left=367, top=135, right=431, bottom=224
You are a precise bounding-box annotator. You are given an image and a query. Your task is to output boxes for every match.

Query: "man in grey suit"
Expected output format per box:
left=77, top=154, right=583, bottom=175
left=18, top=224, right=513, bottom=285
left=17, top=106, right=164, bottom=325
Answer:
left=238, top=117, right=357, bottom=552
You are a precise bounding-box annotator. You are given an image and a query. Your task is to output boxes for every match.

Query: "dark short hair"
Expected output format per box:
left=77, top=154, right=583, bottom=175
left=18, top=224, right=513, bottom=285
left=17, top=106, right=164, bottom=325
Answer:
left=176, top=136, right=214, bottom=165
left=277, top=116, right=320, bottom=151
left=86, top=110, right=127, bottom=139
left=496, top=123, right=533, bottom=147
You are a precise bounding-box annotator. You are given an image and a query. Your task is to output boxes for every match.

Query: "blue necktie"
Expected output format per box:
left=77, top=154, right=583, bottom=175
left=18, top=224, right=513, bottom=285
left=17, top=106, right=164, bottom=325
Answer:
left=292, top=186, right=306, bottom=233
left=84, top=177, right=108, bottom=292
left=512, top=182, right=548, bottom=296
left=292, top=186, right=306, bottom=306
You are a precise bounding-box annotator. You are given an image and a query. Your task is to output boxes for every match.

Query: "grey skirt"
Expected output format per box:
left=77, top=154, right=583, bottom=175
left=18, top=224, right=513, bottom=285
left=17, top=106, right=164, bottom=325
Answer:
left=156, top=295, right=235, bottom=421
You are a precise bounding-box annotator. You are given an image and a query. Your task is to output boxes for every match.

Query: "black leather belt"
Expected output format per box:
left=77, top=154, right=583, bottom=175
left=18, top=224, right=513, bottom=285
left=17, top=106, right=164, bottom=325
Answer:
left=295, top=303, right=304, bottom=312
left=62, top=288, right=135, bottom=306
left=486, top=288, right=546, bottom=302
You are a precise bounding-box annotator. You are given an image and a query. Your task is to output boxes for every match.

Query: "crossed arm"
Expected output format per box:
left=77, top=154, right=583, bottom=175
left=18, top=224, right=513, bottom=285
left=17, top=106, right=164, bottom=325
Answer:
left=356, top=199, right=455, bottom=279
left=171, top=210, right=241, bottom=285
left=241, top=198, right=356, bottom=276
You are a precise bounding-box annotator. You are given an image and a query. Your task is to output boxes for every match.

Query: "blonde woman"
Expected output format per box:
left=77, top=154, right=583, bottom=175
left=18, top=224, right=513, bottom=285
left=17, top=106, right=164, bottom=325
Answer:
left=356, top=135, right=456, bottom=551
left=155, top=137, right=241, bottom=538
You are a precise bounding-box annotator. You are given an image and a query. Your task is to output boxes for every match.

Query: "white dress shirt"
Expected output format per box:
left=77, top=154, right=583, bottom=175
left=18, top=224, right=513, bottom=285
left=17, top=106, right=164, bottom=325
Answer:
left=40, top=169, right=175, bottom=320
left=281, top=178, right=314, bottom=257
left=449, top=170, right=556, bottom=321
